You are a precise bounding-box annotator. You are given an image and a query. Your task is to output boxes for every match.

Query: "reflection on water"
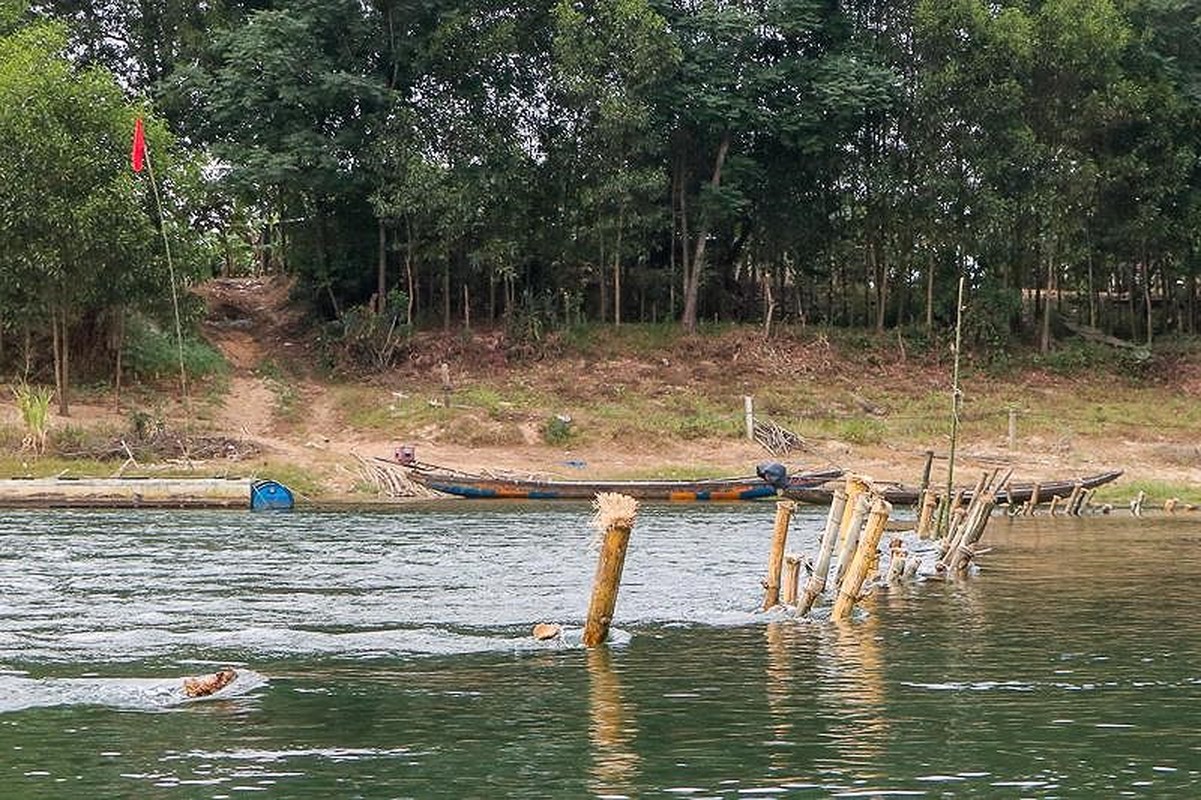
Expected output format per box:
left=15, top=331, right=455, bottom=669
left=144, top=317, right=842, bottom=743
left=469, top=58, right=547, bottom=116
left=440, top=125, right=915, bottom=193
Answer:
left=1, top=507, right=1201, bottom=796
left=587, top=647, right=639, bottom=795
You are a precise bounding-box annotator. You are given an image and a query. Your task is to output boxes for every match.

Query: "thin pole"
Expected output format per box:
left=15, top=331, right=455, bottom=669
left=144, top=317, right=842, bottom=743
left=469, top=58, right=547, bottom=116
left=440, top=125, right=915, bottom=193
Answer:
left=942, top=275, right=965, bottom=536
left=143, top=150, right=190, bottom=410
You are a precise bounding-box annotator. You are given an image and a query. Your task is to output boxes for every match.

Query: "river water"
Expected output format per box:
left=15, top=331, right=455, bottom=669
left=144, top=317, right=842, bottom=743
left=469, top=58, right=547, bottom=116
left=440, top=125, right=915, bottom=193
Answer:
left=0, top=503, right=1198, bottom=797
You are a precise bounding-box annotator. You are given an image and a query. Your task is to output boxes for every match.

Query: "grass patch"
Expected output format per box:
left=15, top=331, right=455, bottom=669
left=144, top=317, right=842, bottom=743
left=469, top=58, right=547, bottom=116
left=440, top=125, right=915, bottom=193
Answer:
left=1092, top=479, right=1201, bottom=507
left=256, top=359, right=302, bottom=422
left=124, top=318, right=228, bottom=381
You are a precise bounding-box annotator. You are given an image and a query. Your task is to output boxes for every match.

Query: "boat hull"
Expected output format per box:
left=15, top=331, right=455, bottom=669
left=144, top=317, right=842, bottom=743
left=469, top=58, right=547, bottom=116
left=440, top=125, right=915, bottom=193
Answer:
left=407, top=467, right=844, bottom=502
left=784, top=469, right=1124, bottom=506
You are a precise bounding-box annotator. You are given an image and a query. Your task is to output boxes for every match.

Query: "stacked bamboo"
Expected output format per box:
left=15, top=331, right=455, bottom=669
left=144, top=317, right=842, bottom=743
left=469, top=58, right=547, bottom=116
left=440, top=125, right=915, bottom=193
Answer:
left=761, top=474, right=897, bottom=621
left=762, top=471, right=1012, bottom=622
left=934, top=470, right=1007, bottom=575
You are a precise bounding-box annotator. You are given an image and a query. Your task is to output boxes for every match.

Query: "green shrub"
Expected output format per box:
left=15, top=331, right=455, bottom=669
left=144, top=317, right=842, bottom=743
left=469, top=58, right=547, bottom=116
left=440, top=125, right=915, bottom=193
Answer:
left=541, top=414, right=575, bottom=445
left=123, top=318, right=227, bottom=380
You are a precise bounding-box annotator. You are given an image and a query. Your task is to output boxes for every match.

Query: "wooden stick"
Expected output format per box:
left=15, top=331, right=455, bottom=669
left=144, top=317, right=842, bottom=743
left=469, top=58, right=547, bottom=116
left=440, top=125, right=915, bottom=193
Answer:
left=798, top=489, right=848, bottom=616
left=761, top=500, right=796, bottom=610
left=833, top=499, right=892, bottom=620
left=583, top=493, right=638, bottom=647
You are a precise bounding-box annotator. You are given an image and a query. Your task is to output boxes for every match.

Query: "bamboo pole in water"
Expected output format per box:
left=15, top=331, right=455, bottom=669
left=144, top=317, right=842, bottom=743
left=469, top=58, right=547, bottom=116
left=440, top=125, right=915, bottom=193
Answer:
left=916, top=489, right=938, bottom=539
left=761, top=500, right=796, bottom=610
left=1026, top=483, right=1042, bottom=515
left=834, top=492, right=872, bottom=589
left=941, top=275, right=966, bottom=537
left=781, top=555, right=802, bottom=606
left=838, top=475, right=872, bottom=547
left=833, top=499, right=892, bottom=620
left=583, top=493, right=638, bottom=647
left=798, top=489, right=848, bottom=616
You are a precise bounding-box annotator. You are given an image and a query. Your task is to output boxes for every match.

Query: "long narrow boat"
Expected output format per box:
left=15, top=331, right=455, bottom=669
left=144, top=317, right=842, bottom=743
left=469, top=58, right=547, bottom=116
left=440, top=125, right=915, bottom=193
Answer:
left=784, top=469, right=1124, bottom=506
left=403, top=463, right=844, bottom=501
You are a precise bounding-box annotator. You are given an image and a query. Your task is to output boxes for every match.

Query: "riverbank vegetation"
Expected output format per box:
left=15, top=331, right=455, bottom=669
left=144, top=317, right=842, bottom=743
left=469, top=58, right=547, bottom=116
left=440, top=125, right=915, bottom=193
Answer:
left=0, top=1, right=1198, bottom=502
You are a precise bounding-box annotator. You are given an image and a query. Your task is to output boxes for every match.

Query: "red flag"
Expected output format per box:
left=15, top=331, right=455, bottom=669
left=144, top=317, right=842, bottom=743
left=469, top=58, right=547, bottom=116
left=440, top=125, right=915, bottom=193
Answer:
left=131, top=118, right=146, bottom=173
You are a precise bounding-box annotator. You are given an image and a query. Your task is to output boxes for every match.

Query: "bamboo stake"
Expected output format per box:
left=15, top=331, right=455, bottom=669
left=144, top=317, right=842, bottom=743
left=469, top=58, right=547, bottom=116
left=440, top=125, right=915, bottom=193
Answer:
left=781, top=555, right=802, bottom=606
left=886, top=540, right=907, bottom=583
left=946, top=488, right=998, bottom=572
left=834, top=493, right=872, bottom=588
left=1130, top=490, right=1145, bottom=517
left=1048, top=496, right=1061, bottom=517
left=583, top=493, right=638, bottom=647
left=837, top=475, right=872, bottom=548
left=141, top=136, right=190, bottom=411
left=832, top=499, right=892, bottom=620
left=761, top=500, right=797, bottom=610
left=1027, top=483, right=1042, bottom=515
left=916, top=489, right=939, bottom=539
left=941, top=275, right=966, bottom=537
left=1082, top=488, right=1096, bottom=513
left=797, top=489, right=848, bottom=616
left=1065, top=484, right=1083, bottom=516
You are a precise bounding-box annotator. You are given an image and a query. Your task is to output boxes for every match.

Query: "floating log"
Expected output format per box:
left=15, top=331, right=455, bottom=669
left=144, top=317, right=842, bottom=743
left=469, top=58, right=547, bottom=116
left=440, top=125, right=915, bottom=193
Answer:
left=832, top=499, right=892, bottom=620
left=583, top=493, right=638, bottom=647
left=761, top=500, right=797, bottom=610
left=797, top=489, right=848, bottom=616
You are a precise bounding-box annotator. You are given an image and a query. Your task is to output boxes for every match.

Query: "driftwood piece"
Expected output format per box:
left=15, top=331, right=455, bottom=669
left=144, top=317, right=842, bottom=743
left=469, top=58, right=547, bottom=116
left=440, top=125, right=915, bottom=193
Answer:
left=183, top=669, right=237, bottom=698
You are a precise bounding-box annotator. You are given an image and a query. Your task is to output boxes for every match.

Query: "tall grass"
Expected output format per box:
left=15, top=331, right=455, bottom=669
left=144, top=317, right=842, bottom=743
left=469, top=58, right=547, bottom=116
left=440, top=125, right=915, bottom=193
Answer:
left=12, top=384, right=53, bottom=455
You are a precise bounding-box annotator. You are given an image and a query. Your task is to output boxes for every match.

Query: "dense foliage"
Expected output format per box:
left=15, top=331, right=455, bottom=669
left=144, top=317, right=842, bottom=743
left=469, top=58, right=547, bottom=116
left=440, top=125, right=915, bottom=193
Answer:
left=2, top=0, right=1199, bottom=391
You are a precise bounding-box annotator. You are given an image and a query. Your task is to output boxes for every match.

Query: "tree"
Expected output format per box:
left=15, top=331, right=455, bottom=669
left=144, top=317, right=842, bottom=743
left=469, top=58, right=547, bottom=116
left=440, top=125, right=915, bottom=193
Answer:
left=0, top=16, right=174, bottom=412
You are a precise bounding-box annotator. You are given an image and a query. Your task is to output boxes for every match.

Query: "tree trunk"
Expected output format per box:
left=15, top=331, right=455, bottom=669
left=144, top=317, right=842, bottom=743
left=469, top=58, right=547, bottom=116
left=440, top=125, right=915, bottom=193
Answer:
left=1143, top=257, right=1153, bottom=346
left=405, top=216, right=415, bottom=326
left=682, top=132, right=731, bottom=333
left=442, top=257, right=451, bottom=331
left=598, top=219, right=608, bottom=324
left=1040, top=240, right=1054, bottom=355
left=677, top=160, right=690, bottom=320
left=873, top=240, right=887, bottom=333
left=376, top=219, right=388, bottom=315
left=53, top=306, right=70, bottom=416
left=114, top=309, right=124, bottom=412
left=613, top=208, right=624, bottom=326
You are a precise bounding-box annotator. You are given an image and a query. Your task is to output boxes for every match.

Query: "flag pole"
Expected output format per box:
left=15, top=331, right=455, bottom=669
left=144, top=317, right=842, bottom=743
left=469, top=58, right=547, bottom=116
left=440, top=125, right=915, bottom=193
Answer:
left=136, top=121, right=190, bottom=412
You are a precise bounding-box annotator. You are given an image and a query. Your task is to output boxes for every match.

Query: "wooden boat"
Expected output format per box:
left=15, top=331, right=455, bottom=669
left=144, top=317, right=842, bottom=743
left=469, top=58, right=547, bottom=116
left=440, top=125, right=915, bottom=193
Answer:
left=402, top=463, right=844, bottom=502
left=784, top=469, right=1124, bottom=506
